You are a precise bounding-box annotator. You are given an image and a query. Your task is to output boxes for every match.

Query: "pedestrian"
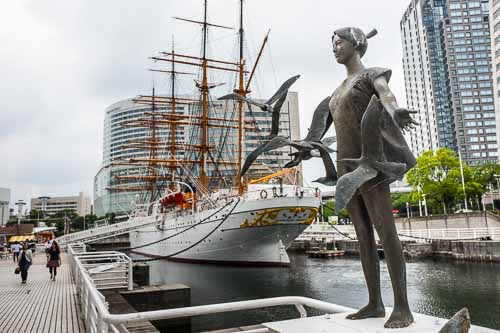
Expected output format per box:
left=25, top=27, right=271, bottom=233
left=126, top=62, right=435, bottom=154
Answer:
left=29, top=241, right=36, bottom=257
left=11, top=242, right=21, bottom=263
left=46, top=240, right=61, bottom=281
left=18, top=243, right=32, bottom=284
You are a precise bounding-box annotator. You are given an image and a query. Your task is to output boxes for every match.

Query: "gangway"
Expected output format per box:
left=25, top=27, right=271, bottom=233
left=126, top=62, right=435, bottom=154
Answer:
left=55, top=214, right=158, bottom=246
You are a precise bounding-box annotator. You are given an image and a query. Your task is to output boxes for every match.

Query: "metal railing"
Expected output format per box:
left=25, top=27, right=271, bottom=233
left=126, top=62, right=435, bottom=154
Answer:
left=398, top=227, right=500, bottom=241
left=56, top=216, right=162, bottom=246
left=66, top=244, right=354, bottom=333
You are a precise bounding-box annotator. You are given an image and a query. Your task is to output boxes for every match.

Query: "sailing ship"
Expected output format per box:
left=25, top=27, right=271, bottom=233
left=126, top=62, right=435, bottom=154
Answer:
left=108, top=0, right=321, bottom=266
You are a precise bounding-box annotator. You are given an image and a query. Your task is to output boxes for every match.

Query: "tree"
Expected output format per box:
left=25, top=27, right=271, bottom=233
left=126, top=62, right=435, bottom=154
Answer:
left=406, top=148, right=484, bottom=214
left=471, top=163, right=500, bottom=191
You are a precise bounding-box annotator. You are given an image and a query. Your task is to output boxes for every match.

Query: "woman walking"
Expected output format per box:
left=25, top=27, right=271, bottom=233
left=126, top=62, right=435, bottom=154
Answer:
left=18, top=243, right=32, bottom=284
left=47, top=240, right=61, bottom=281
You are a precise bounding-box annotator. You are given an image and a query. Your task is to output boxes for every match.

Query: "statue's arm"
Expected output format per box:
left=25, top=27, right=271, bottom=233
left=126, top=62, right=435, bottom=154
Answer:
left=373, top=76, right=418, bottom=131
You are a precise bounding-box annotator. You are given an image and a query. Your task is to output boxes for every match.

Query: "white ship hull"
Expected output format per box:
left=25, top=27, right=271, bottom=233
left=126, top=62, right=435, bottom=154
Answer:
left=129, top=189, right=320, bottom=266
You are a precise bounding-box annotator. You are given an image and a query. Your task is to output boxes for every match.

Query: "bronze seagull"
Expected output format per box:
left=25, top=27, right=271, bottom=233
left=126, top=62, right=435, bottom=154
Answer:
left=219, top=75, right=300, bottom=137
left=239, top=96, right=337, bottom=186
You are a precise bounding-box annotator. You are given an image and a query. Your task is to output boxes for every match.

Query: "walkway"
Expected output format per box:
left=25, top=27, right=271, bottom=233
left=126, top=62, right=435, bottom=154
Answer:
left=0, top=253, right=85, bottom=333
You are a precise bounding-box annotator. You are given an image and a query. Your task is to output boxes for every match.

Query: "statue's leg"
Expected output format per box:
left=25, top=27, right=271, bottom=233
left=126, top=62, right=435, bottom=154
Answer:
left=345, top=194, right=385, bottom=320
left=363, top=183, right=414, bottom=328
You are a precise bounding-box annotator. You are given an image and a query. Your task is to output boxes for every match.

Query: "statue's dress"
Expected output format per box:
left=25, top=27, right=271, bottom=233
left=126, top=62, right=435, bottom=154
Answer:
left=329, top=67, right=416, bottom=210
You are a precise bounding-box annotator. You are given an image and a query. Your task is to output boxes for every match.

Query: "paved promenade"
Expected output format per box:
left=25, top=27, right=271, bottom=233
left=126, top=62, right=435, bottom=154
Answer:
left=0, top=252, right=85, bottom=332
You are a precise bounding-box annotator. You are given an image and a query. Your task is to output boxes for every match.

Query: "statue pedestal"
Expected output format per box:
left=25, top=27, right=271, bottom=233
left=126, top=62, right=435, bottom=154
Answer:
left=263, top=309, right=498, bottom=333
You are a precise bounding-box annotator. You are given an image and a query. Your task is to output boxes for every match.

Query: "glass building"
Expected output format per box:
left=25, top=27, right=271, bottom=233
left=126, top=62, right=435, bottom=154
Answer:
left=444, top=0, right=497, bottom=164
left=401, top=0, right=499, bottom=165
left=401, top=0, right=445, bottom=156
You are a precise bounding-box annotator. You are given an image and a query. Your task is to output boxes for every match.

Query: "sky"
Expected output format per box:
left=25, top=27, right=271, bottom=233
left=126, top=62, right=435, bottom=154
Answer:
left=0, top=0, right=411, bottom=212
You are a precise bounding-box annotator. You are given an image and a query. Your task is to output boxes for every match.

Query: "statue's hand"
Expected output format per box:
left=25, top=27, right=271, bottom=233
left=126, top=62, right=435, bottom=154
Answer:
left=392, top=108, right=419, bottom=131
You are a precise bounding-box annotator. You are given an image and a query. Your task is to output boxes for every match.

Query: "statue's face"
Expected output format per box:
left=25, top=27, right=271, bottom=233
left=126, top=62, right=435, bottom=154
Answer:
left=333, top=35, right=356, bottom=64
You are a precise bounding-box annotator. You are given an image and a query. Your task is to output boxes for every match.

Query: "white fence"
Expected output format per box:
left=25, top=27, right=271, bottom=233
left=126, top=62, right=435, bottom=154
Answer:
left=398, top=227, right=500, bottom=242
left=66, top=244, right=354, bottom=333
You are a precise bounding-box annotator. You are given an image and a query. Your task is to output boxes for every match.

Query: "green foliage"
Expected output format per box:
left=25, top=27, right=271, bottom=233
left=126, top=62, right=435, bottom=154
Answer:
left=406, top=148, right=494, bottom=213
left=321, top=200, right=349, bottom=221
left=71, top=214, right=98, bottom=232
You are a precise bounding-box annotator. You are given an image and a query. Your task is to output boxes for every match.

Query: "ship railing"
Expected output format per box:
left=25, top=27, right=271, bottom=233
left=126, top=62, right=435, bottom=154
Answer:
left=241, top=185, right=320, bottom=201
left=67, top=245, right=353, bottom=332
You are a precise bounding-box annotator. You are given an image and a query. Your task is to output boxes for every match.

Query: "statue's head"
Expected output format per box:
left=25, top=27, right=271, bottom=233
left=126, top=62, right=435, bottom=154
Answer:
left=332, top=27, right=377, bottom=64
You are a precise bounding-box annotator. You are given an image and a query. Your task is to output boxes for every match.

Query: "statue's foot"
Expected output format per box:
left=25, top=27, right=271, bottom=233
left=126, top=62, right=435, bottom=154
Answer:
left=384, top=308, right=414, bottom=328
left=346, top=304, right=385, bottom=320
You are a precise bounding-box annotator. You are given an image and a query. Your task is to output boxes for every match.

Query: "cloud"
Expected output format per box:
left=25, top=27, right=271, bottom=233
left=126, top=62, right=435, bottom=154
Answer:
left=0, top=0, right=410, bottom=210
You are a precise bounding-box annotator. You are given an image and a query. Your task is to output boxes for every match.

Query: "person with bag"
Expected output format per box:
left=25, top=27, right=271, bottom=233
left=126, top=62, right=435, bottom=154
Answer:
left=46, top=240, right=61, bottom=281
left=18, top=243, right=32, bottom=284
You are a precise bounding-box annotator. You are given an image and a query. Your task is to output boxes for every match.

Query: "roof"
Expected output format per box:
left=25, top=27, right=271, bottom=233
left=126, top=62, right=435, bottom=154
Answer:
left=8, top=235, right=35, bottom=243
left=33, top=227, right=57, bottom=233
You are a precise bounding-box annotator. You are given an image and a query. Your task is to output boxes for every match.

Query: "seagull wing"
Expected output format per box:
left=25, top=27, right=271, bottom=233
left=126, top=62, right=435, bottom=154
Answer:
left=218, top=93, right=266, bottom=109
left=304, top=97, right=332, bottom=141
left=265, top=75, right=301, bottom=105
left=309, top=142, right=337, bottom=186
left=270, top=94, right=287, bottom=136
left=321, top=136, right=337, bottom=147
left=240, top=137, right=291, bottom=176
left=334, top=165, right=378, bottom=213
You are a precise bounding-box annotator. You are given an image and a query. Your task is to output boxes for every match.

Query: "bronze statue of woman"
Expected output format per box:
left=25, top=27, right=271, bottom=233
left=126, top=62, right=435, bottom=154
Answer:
left=329, top=27, right=417, bottom=328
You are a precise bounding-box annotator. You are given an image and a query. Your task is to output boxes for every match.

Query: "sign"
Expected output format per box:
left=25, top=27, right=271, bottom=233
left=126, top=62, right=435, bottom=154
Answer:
left=392, top=209, right=399, bottom=214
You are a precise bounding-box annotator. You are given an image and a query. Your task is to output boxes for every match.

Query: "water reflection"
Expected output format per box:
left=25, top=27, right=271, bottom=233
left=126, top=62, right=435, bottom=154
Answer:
left=145, top=254, right=500, bottom=331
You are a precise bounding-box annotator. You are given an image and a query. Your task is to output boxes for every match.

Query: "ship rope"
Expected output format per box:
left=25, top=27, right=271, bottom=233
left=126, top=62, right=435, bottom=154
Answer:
left=128, top=197, right=240, bottom=262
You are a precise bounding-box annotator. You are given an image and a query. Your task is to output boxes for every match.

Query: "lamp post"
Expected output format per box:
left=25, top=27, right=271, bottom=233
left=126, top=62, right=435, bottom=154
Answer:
left=15, top=200, right=26, bottom=224
left=458, top=151, right=468, bottom=211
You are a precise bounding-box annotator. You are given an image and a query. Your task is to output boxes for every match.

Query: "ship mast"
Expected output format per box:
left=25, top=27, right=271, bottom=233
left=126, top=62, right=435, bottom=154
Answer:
left=170, top=42, right=177, bottom=190
left=236, top=0, right=245, bottom=194
left=200, top=0, right=209, bottom=191
left=150, top=87, right=158, bottom=201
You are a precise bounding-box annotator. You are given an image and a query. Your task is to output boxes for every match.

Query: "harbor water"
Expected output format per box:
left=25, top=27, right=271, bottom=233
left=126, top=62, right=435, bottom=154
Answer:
left=146, top=253, right=500, bottom=331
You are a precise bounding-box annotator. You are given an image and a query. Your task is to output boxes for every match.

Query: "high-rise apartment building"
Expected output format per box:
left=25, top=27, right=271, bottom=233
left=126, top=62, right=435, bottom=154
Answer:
left=490, top=0, right=500, bottom=158
left=401, top=0, right=449, bottom=157
left=401, top=0, right=499, bottom=165
left=445, top=0, right=497, bottom=164
left=94, top=93, right=301, bottom=216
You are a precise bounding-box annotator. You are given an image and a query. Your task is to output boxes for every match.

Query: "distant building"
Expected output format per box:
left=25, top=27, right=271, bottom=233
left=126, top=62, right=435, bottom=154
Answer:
left=94, top=92, right=301, bottom=216
left=0, top=188, right=10, bottom=226
left=400, top=0, right=448, bottom=156
left=401, top=0, right=498, bottom=165
left=489, top=0, right=500, bottom=158
left=30, top=192, right=91, bottom=216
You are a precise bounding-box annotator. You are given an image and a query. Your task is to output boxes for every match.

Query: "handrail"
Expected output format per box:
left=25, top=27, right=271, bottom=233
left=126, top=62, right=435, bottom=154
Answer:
left=398, top=227, right=500, bottom=241
left=66, top=243, right=355, bottom=333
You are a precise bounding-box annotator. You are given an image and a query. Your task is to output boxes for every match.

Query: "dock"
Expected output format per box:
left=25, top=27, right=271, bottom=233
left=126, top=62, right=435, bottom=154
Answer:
left=0, top=253, right=85, bottom=333
left=2, top=243, right=499, bottom=332
left=306, top=249, right=345, bottom=258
